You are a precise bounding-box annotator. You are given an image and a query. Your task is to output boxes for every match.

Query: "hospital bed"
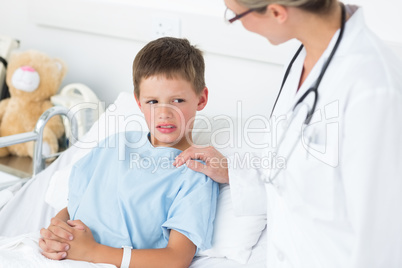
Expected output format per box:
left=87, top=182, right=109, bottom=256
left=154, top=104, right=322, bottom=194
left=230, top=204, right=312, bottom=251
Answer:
left=0, top=91, right=267, bottom=267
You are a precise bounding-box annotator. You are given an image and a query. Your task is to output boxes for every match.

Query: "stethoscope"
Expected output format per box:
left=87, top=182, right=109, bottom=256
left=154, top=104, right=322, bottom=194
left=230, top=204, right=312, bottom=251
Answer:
left=266, top=3, right=346, bottom=184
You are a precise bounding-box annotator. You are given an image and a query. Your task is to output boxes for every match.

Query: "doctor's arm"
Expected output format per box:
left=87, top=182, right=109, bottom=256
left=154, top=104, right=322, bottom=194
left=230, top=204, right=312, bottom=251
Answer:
left=174, top=146, right=267, bottom=216
left=342, top=92, right=402, bottom=267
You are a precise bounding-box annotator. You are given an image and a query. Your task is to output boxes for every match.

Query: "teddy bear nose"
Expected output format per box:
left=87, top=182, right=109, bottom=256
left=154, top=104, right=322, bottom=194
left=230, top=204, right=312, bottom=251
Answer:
left=21, top=66, right=36, bottom=72
left=11, top=66, right=41, bottom=92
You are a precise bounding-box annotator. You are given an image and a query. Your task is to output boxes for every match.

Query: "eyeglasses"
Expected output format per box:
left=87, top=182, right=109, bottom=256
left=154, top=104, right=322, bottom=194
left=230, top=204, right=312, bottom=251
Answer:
left=224, top=7, right=255, bottom=23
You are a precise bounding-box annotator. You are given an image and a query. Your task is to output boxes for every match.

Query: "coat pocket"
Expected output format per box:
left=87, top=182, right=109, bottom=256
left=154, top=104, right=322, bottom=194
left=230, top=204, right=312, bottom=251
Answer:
left=284, top=133, right=338, bottom=221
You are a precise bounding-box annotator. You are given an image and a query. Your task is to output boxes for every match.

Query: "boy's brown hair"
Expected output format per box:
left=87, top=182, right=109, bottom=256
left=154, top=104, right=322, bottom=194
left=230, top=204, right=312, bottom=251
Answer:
left=133, top=37, right=205, bottom=98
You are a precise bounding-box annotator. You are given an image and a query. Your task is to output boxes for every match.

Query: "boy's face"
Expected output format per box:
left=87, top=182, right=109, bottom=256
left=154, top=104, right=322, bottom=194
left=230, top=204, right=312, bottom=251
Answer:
left=135, top=75, right=208, bottom=150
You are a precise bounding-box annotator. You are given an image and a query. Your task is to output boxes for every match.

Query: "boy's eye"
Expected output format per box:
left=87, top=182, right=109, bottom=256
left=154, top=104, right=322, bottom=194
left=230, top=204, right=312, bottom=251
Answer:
left=173, top=99, right=185, bottom=103
left=147, top=100, right=158, bottom=104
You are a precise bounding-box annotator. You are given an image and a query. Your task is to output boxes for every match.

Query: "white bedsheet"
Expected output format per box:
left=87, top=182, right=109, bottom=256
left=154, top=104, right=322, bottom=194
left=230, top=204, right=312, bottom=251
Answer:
left=0, top=232, right=114, bottom=268
left=0, top=229, right=266, bottom=268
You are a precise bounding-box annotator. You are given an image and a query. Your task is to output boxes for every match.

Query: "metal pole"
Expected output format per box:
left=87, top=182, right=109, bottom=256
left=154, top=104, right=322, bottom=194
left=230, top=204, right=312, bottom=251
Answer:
left=32, top=106, right=78, bottom=176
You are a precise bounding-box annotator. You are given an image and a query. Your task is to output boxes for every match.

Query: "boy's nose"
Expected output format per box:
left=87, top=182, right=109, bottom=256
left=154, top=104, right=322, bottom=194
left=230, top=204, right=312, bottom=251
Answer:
left=156, top=105, right=173, bottom=119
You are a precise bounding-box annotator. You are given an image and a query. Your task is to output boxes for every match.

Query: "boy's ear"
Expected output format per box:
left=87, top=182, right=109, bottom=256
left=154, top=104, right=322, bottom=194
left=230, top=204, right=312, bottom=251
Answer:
left=197, top=87, right=208, bottom=111
left=134, top=93, right=143, bottom=112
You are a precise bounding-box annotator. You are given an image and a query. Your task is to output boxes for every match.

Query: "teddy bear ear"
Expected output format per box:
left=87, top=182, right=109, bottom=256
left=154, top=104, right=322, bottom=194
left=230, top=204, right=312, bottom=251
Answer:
left=55, top=62, right=62, bottom=70
left=54, top=58, right=68, bottom=79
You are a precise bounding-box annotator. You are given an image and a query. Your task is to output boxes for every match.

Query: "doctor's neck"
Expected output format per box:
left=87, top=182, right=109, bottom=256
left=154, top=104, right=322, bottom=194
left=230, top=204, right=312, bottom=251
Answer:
left=293, top=2, right=349, bottom=67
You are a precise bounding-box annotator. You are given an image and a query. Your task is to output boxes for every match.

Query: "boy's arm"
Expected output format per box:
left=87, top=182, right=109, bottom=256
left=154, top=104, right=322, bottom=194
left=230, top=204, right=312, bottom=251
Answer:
left=66, top=220, right=196, bottom=268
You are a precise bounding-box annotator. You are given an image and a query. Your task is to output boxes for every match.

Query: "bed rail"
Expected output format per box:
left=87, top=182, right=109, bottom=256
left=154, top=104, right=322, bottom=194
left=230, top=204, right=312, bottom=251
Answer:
left=0, top=106, right=78, bottom=177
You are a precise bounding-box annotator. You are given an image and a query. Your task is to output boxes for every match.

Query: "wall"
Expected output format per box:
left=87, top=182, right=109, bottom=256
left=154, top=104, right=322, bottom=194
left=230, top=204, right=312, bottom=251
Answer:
left=0, top=0, right=401, bottom=119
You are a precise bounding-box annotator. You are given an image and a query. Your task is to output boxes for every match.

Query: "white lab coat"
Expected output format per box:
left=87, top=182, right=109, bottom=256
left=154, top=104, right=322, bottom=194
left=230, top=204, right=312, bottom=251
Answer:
left=229, top=5, right=402, bottom=268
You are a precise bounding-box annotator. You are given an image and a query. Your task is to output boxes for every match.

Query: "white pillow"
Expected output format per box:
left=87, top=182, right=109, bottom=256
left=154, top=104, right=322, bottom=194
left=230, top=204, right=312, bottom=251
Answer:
left=45, top=91, right=267, bottom=264
left=197, top=184, right=266, bottom=264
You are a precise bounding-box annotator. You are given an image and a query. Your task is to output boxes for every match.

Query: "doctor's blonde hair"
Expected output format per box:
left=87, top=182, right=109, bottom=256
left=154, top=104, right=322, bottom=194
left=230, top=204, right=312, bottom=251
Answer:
left=237, top=0, right=336, bottom=13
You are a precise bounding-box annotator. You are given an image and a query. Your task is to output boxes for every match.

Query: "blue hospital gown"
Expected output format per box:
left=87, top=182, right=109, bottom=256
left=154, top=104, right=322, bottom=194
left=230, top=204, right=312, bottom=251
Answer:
left=67, top=131, right=219, bottom=251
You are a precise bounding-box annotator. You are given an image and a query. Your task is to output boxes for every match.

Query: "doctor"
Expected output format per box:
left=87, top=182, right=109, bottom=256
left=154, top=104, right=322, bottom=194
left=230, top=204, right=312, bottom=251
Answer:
left=174, top=0, right=402, bottom=267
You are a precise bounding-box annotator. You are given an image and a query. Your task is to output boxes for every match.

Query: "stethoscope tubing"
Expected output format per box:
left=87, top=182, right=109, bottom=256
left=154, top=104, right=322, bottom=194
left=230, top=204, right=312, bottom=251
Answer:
left=270, top=3, right=346, bottom=120
left=266, top=3, right=347, bottom=184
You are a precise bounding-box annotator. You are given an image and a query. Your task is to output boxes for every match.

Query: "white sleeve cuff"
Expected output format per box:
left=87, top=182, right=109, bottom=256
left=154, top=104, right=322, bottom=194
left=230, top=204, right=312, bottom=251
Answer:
left=228, top=155, right=267, bottom=216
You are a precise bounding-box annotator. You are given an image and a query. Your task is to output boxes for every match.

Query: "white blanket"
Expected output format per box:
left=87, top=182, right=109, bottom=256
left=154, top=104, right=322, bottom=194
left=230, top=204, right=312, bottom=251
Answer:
left=0, top=232, right=115, bottom=268
left=0, top=230, right=266, bottom=268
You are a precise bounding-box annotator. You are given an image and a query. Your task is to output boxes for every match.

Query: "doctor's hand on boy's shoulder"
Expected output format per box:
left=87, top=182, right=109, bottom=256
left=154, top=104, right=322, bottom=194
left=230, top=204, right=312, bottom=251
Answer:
left=174, top=145, right=229, bottom=184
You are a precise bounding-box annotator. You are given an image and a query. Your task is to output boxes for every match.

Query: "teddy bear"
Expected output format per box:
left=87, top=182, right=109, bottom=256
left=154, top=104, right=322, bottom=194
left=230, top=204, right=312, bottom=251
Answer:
left=0, top=49, right=66, bottom=158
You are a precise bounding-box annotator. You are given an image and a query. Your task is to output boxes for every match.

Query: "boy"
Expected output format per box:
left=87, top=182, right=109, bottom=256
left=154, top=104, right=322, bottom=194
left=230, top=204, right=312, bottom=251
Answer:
left=39, top=37, right=219, bottom=268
